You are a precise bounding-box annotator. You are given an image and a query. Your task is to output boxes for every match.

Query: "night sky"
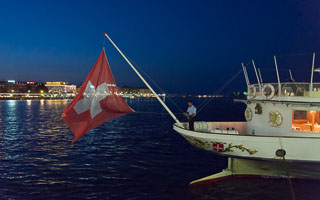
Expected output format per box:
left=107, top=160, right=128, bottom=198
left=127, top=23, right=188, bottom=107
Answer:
left=0, top=0, right=320, bottom=94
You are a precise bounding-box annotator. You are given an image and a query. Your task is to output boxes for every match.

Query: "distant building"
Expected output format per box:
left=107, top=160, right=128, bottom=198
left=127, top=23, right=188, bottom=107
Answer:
left=139, top=88, right=151, bottom=95
left=119, top=86, right=153, bottom=97
left=45, top=82, right=76, bottom=94
left=0, top=80, right=39, bottom=93
left=120, top=86, right=139, bottom=95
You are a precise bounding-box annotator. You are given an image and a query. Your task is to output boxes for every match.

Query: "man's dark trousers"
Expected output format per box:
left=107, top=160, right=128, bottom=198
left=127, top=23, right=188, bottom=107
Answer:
left=189, top=117, right=195, bottom=131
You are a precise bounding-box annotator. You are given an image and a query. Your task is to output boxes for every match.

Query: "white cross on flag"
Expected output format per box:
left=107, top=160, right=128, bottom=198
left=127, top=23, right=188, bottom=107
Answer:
left=62, top=49, right=134, bottom=143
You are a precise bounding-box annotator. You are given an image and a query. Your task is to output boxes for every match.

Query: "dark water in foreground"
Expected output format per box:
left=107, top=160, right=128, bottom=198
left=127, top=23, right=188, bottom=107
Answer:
left=0, top=98, right=319, bottom=200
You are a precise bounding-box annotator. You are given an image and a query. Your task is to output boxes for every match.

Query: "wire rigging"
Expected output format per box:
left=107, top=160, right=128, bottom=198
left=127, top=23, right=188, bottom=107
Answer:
left=196, top=61, right=251, bottom=113
left=126, top=57, right=185, bottom=113
left=126, top=58, right=244, bottom=116
left=196, top=69, right=243, bottom=114
left=105, top=35, right=248, bottom=118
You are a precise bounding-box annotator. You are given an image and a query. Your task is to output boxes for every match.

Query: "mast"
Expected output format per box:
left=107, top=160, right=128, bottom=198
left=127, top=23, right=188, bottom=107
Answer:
left=104, top=32, right=183, bottom=127
left=274, top=56, right=281, bottom=97
left=310, top=52, right=315, bottom=98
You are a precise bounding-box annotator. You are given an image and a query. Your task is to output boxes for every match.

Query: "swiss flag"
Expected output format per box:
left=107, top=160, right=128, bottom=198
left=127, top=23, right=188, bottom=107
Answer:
left=62, top=48, right=134, bottom=143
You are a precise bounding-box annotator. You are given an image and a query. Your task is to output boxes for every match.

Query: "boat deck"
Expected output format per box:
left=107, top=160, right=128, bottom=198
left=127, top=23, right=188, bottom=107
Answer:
left=183, top=121, right=248, bottom=135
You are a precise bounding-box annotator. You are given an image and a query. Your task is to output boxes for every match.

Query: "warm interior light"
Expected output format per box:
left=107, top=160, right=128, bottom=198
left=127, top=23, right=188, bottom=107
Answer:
left=292, top=110, right=320, bottom=132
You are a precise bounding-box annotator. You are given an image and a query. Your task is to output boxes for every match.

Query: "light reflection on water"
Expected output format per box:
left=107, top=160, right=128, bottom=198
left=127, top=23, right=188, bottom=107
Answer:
left=0, top=99, right=319, bottom=199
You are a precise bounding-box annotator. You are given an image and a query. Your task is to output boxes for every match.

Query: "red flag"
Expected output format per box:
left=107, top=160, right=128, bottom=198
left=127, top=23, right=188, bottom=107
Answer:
left=62, top=48, right=134, bottom=143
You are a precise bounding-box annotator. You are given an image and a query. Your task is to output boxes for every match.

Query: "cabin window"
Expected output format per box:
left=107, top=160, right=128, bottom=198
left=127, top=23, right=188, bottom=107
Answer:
left=294, top=110, right=307, bottom=120
left=292, top=110, right=320, bottom=132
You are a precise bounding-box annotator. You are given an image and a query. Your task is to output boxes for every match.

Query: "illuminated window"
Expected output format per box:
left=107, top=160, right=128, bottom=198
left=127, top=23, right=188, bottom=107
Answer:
left=292, top=110, right=320, bottom=132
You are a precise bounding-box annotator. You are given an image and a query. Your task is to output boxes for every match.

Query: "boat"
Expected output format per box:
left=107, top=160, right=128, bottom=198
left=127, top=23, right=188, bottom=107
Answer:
left=64, top=33, right=320, bottom=186
left=100, top=33, right=320, bottom=185
left=174, top=55, right=320, bottom=185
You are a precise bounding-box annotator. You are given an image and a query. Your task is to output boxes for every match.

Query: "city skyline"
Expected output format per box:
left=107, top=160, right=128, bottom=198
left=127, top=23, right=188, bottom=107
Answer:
left=1, top=0, right=320, bottom=94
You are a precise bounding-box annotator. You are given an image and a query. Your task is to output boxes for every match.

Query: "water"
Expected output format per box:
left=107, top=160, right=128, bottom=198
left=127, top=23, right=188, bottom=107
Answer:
left=0, top=98, right=319, bottom=199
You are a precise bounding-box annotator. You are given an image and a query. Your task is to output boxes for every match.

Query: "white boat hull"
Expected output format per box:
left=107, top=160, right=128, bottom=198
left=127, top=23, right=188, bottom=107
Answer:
left=174, top=123, right=320, bottom=163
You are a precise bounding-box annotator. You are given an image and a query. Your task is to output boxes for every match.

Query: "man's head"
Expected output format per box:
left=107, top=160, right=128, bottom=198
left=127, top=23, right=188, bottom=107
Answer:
left=187, top=100, right=193, bottom=107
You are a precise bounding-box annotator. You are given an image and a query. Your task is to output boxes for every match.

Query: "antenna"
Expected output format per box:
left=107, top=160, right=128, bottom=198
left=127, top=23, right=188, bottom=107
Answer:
left=242, top=63, right=250, bottom=87
left=289, top=69, right=295, bottom=82
left=258, top=68, right=263, bottom=84
left=252, top=60, right=261, bottom=91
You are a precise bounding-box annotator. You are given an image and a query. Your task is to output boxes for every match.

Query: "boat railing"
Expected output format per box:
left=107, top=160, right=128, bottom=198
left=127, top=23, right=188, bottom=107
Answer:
left=189, top=121, right=248, bottom=135
left=248, top=82, right=320, bottom=99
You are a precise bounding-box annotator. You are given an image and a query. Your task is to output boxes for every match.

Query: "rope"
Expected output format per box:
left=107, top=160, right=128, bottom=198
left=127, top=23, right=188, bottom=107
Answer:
left=118, top=52, right=248, bottom=117
left=196, top=69, right=243, bottom=114
left=197, top=61, right=251, bottom=112
left=126, top=57, right=185, bottom=113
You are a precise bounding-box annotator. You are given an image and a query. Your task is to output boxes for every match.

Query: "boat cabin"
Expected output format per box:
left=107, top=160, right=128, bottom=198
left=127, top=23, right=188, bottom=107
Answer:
left=184, top=55, right=320, bottom=138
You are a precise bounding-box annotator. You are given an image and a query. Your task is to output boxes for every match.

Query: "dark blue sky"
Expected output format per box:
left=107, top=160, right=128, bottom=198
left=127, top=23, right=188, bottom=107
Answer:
left=0, top=0, right=320, bottom=94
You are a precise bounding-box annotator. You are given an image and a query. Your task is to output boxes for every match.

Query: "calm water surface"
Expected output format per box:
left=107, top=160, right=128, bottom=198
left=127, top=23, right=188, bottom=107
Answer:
left=0, top=98, right=319, bottom=200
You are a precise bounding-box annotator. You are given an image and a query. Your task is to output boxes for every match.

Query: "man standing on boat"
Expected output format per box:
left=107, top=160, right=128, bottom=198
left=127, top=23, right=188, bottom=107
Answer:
left=184, top=101, right=196, bottom=131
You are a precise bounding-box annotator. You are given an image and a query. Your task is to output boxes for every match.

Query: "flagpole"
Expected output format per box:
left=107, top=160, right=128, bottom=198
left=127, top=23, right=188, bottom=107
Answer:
left=104, top=32, right=184, bottom=128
